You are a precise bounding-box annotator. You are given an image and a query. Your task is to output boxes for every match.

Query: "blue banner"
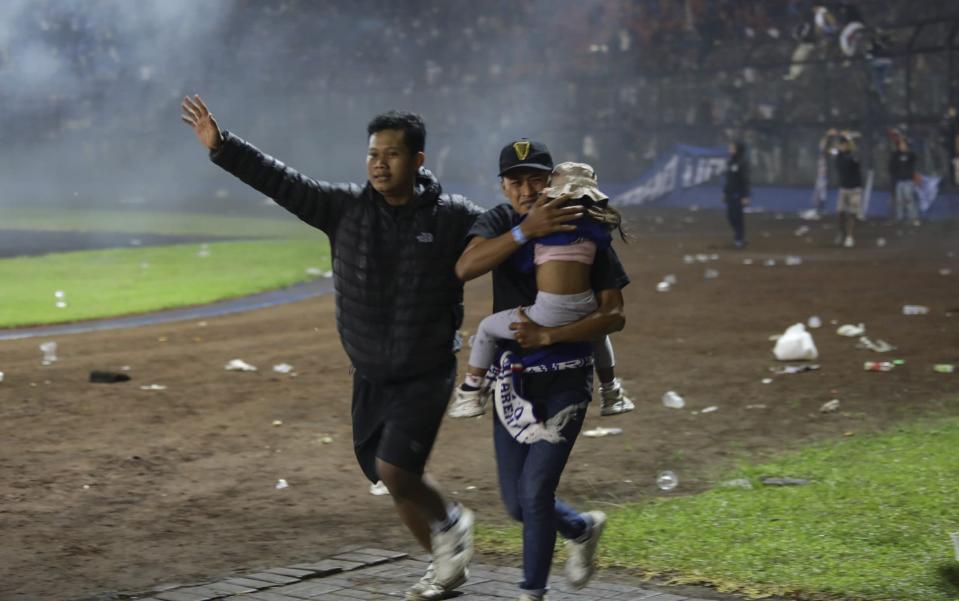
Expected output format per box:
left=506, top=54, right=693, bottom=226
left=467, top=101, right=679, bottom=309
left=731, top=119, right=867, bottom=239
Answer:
left=613, top=145, right=728, bottom=207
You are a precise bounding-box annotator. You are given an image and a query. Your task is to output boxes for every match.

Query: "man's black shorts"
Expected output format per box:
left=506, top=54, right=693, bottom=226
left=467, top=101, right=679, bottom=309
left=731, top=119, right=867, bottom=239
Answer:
left=351, top=360, right=456, bottom=483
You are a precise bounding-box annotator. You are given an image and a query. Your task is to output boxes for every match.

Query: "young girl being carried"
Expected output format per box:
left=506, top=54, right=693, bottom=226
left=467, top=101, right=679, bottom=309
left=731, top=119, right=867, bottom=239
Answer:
left=448, top=161, right=627, bottom=420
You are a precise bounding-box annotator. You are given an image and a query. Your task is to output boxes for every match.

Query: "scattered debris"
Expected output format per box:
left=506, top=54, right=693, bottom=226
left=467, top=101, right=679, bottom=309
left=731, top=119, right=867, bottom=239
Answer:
left=820, top=399, right=841, bottom=413
left=656, top=281, right=671, bottom=292
left=876, top=237, right=887, bottom=248
left=275, top=479, right=289, bottom=490
left=772, top=364, right=820, bottom=375
left=305, top=267, right=324, bottom=276
left=583, top=427, right=623, bottom=437
left=864, top=361, right=894, bottom=372
left=369, top=481, right=390, bottom=496
left=746, top=404, right=768, bottom=409
left=856, top=336, right=896, bottom=353
left=761, top=378, right=773, bottom=384
left=225, top=359, right=257, bottom=372
left=933, top=364, right=955, bottom=374
left=89, top=371, right=131, bottom=383
left=657, top=471, right=678, bottom=491
left=700, top=406, right=719, bottom=414
left=704, top=268, right=720, bottom=279
left=720, top=478, right=753, bottom=490
left=663, top=274, right=677, bottom=285
left=139, top=384, right=167, bottom=390
left=742, top=258, right=754, bottom=265
left=940, top=268, right=953, bottom=276
left=836, top=323, right=865, bottom=337
left=272, top=420, right=283, bottom=427
left=760, top=476, right=810, bottom=486
left=763, top=259, right=777, bottom=267
left=272, top=363, right=294, bottom=374
left=807, top=315, right=822, bottom=328
left=0, top=371, right=4, bottom=383
left=683, top=254, right=695, bottom=264
left=794, top=225, right=810, bottom=237
left=785, top=256, right=803, bottom=266
left=902, top=305, right=929, bottom=315
left=322, top=271, right=333, bottom=278
left=465, top=485, right=477, bottom=491
left=773, top=323, right=819, bottom=361
left=661, top=390, right=685, bottom=409
left=951, top=532, right=959, bottom=561
left=318, top=436, right=333, bottom=444
left=197, top=243, right=211, bottom=258
left=54, top=290, right=67, bottom=309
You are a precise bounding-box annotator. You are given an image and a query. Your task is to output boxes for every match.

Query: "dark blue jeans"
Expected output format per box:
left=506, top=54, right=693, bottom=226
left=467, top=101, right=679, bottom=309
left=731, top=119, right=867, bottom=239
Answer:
left=725, top=194, right=745, bottom=243
left=493, top=367, right=591, bottom=594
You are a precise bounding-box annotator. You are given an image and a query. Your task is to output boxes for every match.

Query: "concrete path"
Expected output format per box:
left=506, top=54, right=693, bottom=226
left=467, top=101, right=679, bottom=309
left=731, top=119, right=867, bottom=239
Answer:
left=105, top=548, right=716, bottom=601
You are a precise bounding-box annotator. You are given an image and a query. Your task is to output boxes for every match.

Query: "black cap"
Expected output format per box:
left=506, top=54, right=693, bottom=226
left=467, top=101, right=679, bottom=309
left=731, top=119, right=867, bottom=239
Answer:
left=498, top=139, right=553, bottom=176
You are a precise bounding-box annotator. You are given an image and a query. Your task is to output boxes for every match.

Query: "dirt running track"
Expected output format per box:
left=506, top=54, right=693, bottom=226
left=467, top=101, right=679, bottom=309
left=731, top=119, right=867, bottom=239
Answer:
left=1, top=209, right=957, bottom=601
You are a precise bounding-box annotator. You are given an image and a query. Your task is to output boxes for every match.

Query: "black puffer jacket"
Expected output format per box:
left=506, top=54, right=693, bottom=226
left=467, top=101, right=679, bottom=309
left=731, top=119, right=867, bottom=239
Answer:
left=211, top=132, right=482, bottom=382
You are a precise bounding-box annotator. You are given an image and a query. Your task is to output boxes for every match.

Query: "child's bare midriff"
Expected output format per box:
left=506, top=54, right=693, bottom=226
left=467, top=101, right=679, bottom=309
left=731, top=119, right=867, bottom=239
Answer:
left=536, top=260, right=592, bottom=295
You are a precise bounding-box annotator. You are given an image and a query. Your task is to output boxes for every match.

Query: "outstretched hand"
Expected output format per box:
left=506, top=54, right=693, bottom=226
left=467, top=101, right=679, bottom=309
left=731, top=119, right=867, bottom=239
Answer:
left=181, top=94, right=222, bottom=151
left=520, top=194, right=583, bottom=239
left=509, top=309, right=551, bottom=349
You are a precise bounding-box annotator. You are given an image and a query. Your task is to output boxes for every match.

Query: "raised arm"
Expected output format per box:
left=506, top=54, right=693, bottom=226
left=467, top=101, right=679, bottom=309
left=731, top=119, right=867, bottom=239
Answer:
left=510, top=288, right=625, bottom=348
left=181, top=94, right=352, bottom=233
left=454, top=194, right=583, bottom=281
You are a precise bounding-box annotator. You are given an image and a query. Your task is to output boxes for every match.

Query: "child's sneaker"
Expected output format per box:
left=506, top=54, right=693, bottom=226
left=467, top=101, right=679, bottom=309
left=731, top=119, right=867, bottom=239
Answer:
left=448, top=384, right=489, bottom=418
left=599, top=378, right=635, bottom=416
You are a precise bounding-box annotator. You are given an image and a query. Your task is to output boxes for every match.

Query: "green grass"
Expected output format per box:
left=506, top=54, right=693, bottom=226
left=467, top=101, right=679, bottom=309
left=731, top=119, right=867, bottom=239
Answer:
left=1, top=207, right=315, bottom=238
left=0, top=239, right=331, bottom=327
left=477, top=415, right=959, bottom=601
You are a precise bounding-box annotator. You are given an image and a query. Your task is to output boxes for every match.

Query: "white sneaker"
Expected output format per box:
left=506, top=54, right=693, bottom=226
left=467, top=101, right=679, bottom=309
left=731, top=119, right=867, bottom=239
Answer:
left=565, top=510, right=606, bottom=589
left=599, top=379, right=635, bottom=416
left=405, top=563, right=434, bottom=600
left=406, top=563, right=469, bottom=600
left=431, top=505, right=474, bottom=590
left=843, top=235, right=855, bottom=248
left=447, top=384, right=489, bottom=418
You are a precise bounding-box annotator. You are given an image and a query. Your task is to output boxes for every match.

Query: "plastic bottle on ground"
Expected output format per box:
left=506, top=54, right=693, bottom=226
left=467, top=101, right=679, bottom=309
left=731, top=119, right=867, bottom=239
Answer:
left=662, top=391, right=685, bottom=409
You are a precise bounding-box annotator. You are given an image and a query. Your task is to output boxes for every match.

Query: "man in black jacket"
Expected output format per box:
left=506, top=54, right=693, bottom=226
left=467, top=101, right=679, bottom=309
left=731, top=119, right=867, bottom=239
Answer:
left=181, top=96, right=580, bottom=600
left=722, top=141, right=750, bottom=248
left=834, top=135, right=863, bottom=248
left=888, top=136, right=919, bottom=225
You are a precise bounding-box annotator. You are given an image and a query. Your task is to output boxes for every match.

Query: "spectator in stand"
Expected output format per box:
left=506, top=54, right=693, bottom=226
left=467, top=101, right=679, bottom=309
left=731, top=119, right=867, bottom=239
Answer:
left=888, top=135, right=920, bottom=225
left=833, top=134, right=863, bottom=248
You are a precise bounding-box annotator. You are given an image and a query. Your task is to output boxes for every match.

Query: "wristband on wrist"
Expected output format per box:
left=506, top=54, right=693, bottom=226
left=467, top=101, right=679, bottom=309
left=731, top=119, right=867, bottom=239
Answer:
left=511, top=225, right=527, bottom=245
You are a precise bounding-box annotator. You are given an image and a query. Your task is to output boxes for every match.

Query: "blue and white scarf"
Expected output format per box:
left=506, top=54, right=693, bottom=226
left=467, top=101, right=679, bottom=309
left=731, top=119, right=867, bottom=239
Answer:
left=491, top=350, right=591, bottom=444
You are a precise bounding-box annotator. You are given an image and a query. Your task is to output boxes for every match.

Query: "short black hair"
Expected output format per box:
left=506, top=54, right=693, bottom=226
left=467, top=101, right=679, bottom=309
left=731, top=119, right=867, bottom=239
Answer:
left=367, top=111, right=426, bottom=155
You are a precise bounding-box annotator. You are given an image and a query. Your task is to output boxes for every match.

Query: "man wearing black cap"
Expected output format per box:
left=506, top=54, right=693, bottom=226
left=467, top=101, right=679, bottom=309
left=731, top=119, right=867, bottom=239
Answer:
left=455, top=139, right=630, bottom=601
